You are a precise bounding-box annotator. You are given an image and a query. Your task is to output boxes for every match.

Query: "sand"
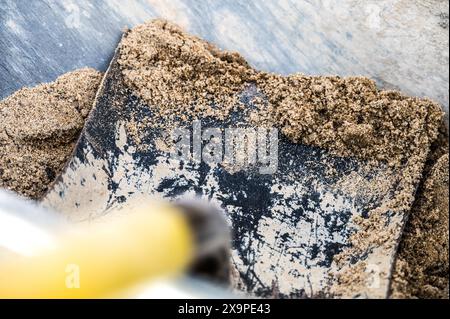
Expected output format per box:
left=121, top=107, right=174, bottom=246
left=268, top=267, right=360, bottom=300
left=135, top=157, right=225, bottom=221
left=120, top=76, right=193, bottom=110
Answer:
left=118, top=19, right=443, bottom=167
left=0, top=68, right=102, bottom=199
left=391, top=123, right=449, bottom=299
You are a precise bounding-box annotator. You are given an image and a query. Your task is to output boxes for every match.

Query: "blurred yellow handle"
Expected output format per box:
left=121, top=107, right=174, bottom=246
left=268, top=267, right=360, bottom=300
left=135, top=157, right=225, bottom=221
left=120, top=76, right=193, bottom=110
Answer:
left=0, top=203, right=194, bottom=298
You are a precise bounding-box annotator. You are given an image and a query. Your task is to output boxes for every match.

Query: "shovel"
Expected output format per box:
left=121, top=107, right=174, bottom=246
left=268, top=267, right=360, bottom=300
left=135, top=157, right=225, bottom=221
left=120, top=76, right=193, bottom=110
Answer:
left=40, top=28, right=432, bottom=299
left=1, top=2, right=443, bottom=299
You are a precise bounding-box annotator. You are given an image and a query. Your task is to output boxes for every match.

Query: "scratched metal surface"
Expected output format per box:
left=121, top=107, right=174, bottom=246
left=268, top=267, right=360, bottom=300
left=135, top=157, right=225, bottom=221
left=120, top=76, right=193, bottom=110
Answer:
left=43, top=52, right=404, bottom=298
left=0, top=0, right=448, bottom=116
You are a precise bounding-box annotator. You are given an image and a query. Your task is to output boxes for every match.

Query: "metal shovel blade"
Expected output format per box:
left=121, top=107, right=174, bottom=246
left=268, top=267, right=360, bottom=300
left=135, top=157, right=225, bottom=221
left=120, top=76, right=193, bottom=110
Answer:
left=43, top=44, right=409, bottom=299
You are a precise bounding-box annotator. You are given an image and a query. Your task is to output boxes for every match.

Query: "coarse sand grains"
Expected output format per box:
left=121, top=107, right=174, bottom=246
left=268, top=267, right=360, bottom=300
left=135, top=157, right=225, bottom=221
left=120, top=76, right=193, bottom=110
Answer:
left=0, top=68, right=102, bottom=199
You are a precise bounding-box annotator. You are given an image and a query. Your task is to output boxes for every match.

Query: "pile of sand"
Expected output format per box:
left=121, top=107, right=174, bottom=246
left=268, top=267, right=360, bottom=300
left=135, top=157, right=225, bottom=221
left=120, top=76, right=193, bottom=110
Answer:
left=391, top=124, right=449, bottom=299
left=0, top=68, right=102, bottom=199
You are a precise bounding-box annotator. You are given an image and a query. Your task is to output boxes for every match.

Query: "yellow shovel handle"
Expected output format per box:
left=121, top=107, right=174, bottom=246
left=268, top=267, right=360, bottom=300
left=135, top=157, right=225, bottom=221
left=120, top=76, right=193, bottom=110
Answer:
left=0, top=204, right=194, bottom=298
